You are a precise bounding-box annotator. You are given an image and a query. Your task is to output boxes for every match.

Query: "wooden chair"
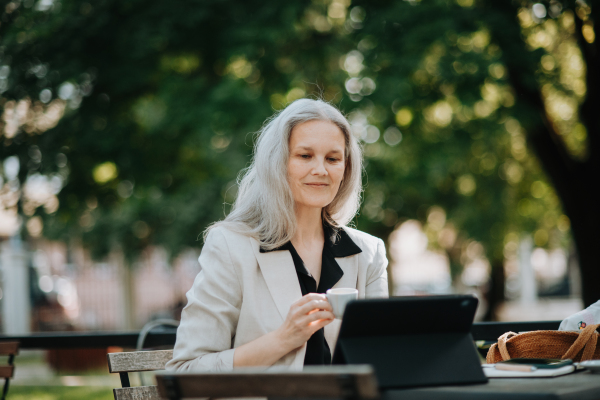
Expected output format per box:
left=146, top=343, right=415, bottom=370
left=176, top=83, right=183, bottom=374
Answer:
left=108, top=349, right=173, bottom=400
left=156, top=365, right=379, bottom=400
left=0, top=341, right=19, bottom=400
left=108, top=318, right=179, bottom=399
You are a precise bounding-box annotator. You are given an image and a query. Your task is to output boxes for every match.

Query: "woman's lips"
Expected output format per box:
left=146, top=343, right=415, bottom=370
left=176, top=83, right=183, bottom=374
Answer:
left=305, top=183, right=329, bottom=187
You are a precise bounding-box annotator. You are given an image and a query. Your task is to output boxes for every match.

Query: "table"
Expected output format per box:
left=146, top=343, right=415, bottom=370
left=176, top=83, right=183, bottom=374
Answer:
left=155, top=368, right=600, bottom=400
left=383, top=370, right=600, bottom=400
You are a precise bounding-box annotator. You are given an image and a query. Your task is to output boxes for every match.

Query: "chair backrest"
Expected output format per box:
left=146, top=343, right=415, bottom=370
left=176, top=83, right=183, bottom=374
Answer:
left=156, top=365, right=379, bottom=400
left=0, top=341, right=19, bottom=400
left=107, top=349, right=173, bottom=400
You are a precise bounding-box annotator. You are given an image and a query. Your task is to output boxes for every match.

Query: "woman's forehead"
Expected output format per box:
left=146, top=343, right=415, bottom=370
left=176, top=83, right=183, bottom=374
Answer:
left=289, top=120, right=345, bottom=148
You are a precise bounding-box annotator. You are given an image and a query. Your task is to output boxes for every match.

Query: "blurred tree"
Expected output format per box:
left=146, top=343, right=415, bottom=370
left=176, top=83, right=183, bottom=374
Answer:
left=489, top=1, right=599, bottom=309
left=0, top=0, right=352, bottom=259
left=1, top=0, right=597, bottom=319
left=347, top=0, right=598, bottom=311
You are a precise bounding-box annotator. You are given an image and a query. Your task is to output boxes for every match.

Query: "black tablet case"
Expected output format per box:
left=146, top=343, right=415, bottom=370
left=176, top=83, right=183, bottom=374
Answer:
left=332, top=295, right=488, bottom=389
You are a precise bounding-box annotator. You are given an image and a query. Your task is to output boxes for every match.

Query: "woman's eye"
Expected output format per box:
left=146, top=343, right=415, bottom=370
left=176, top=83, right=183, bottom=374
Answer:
left=300, top=154, right=311, bottom=159
left=328, top=158, right=340, bottom=162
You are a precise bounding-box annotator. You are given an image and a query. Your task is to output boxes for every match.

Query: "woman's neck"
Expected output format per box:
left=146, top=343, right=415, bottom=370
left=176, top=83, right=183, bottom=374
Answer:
left=292, top=205, right=324, bottom=247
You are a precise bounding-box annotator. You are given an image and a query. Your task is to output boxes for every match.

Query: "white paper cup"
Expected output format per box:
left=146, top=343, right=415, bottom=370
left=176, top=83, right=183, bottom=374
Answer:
left=326, top=288, right=358, bottom=319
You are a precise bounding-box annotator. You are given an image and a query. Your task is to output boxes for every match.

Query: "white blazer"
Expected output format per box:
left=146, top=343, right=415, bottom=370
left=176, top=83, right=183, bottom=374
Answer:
left=166, top=225, right=389, bottom=372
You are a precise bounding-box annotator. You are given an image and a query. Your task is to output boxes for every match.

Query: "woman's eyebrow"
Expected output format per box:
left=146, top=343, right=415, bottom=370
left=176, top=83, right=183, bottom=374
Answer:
left=293, top=146, right=344, bottom=154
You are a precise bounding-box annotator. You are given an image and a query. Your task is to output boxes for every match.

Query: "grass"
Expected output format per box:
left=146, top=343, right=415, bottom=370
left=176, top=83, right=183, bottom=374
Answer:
left=9, top=350, right=136, bottom=399
left=9, top=386, right=113, bottom=400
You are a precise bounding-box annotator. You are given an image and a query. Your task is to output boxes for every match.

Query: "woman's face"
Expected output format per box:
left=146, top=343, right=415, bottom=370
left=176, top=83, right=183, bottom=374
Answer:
left=287, top=120, right=346, bottom=212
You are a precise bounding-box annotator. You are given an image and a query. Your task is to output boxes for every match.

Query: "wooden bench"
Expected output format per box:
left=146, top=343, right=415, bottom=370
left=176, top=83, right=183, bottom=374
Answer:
left=0, top=342, right=19, bottom=400
left=156, top=365, right=379, bottom=400
left=107, top=349, right=173, bottom=400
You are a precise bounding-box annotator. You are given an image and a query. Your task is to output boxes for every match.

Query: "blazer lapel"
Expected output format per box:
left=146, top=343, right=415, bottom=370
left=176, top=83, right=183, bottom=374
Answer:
left=327, top=225, right=361, bottom=291
left=251, top=239, right=302, bottom=320
left=333, top=255, right=359, bottom=292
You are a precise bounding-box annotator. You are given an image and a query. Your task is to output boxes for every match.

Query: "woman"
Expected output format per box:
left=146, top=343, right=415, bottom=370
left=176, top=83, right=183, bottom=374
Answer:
left=166, top=99, right=388, bottom=372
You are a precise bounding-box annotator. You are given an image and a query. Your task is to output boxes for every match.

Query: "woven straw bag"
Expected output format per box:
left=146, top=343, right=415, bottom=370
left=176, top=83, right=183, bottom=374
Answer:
left=486, top=323, right=600, bottom=363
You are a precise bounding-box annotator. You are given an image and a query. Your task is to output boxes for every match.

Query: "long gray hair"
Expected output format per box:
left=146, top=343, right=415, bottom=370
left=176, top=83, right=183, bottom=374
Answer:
left=206, top=98, right=363, bottom=250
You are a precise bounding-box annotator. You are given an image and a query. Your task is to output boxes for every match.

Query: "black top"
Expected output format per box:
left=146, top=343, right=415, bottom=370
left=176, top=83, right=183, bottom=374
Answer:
left=260, top=224, right=362, bottom=365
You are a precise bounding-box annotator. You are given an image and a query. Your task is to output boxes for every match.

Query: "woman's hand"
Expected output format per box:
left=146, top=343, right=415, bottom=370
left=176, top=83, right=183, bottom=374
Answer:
left=275, top=293, right=335, bottom=352
left=233, top=293, right=334, bottom=368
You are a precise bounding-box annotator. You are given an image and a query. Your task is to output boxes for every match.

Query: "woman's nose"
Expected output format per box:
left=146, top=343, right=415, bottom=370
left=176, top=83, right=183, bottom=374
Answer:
left=311, top=159, right=328, bottom=176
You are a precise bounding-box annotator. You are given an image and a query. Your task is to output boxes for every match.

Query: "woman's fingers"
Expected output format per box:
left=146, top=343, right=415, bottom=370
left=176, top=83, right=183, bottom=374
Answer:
left=299, top=310, right=335, bottom=327
left=309, top=317, right=334, bottom=331
left=293, top=293, right=327, bottom=308
left=279, top=294, right=336, bottom=350
left=292, top=293, right=332, bottom=314
left=296, top=299, right=333, bottom=317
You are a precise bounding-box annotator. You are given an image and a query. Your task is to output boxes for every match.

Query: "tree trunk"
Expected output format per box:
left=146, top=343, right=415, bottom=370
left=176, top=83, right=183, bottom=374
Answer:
left=483, top=259, right=505, bottom=321
left=529, top=129, right=600, bottom=307
left=488, top=2, right=600, bottom=307
left=110, top=247, right=136, bottom=330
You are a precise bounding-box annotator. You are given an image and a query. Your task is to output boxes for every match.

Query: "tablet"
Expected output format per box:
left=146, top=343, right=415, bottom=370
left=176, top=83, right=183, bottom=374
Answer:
left=332, top=295, right=487, bottom=389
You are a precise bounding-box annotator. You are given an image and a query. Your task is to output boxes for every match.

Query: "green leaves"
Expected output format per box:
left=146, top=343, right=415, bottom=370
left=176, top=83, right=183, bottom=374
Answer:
left=0, top=0, right=576, bottom=272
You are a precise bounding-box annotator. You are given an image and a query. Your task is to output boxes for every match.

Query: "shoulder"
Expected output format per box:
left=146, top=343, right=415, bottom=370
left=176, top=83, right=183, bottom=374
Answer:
left=199, top=225, right=258, bottom=279
left=203, top=224, right=258, bottom=260
left=340, top=226, right=385, bottom=255
left=205, top=224, right=254, bottom=246
left=201, top=225, right=256, bottom=262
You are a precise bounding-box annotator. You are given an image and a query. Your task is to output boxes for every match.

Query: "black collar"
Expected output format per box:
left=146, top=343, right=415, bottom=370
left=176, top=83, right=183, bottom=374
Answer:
left=260, top=224, right=362, bottom=257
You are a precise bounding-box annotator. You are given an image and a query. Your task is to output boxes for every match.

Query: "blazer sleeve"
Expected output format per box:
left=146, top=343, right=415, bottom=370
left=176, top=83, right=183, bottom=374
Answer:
left=166, top=228, right=242, bottom=372
left=364, top=238, right=389, bottom=298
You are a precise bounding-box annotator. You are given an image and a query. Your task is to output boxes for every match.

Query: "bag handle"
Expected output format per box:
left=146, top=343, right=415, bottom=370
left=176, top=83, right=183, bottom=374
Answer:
left=562, top=323, right=600, bottom=361
left=497, top=331, right=518, bottom=361
left=581, top=330, right=598, bottom=361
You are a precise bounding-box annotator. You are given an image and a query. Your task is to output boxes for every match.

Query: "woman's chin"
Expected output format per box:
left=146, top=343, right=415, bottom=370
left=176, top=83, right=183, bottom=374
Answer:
left=296, top=199, right=333, bottom=210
